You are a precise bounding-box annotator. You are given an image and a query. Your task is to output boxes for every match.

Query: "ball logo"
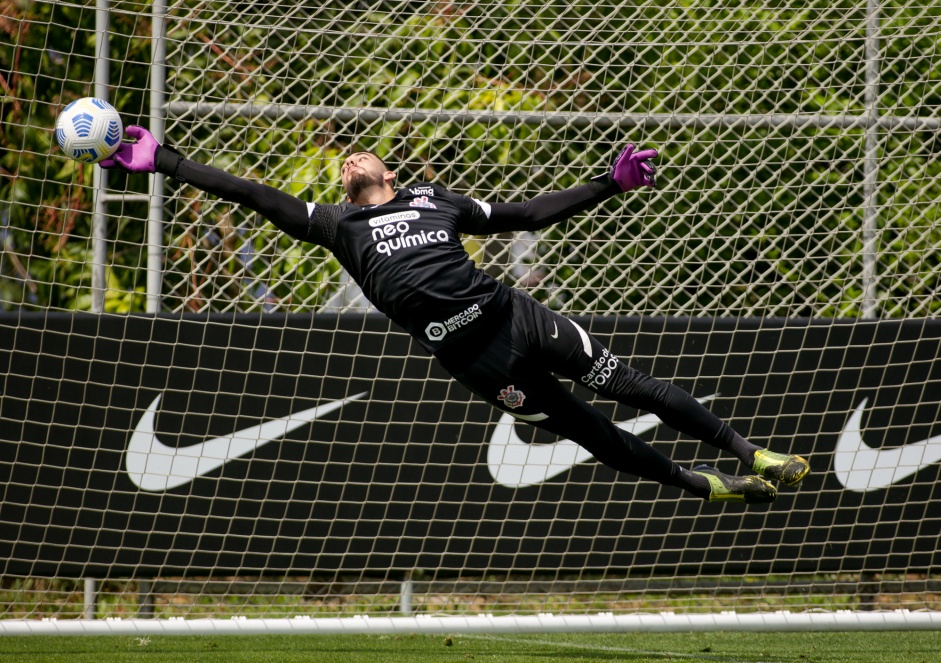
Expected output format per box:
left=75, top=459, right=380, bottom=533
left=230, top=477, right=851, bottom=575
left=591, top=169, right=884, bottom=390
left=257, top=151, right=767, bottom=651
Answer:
left=105, top=121, right=122, bottom=146
left=497, top=385, right=526, bottom=409
left=71, top=112, right=95, bottom=138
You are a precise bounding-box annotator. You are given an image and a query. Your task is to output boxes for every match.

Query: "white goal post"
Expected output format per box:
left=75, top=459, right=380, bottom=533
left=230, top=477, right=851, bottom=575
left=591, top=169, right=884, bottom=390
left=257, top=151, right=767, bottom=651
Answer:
left=4, top=610, right=941, bottom=637
left=2, top=0, right=941, bottom=633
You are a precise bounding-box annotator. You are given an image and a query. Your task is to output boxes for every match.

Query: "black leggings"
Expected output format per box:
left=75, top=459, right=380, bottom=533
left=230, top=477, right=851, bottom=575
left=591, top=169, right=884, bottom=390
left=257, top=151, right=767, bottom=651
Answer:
left=437, top=290, right=744, bottom=487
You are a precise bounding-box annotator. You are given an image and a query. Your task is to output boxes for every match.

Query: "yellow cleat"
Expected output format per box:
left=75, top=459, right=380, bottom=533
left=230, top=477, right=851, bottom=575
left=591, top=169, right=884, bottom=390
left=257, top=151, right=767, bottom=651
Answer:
left=752, top=450, right=811, bottom=487
left=692, top=465, right=778, bottom=504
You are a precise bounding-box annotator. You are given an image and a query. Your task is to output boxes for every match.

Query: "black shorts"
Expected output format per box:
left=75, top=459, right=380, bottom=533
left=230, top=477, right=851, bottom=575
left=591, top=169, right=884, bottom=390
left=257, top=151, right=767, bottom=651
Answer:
left=437, top=289, right=731, bottom=476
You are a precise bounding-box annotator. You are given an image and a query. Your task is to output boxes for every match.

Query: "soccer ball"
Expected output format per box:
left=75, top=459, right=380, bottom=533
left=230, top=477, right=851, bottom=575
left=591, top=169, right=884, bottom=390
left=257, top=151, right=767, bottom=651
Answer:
left=55, top=97, right=123, bottom=164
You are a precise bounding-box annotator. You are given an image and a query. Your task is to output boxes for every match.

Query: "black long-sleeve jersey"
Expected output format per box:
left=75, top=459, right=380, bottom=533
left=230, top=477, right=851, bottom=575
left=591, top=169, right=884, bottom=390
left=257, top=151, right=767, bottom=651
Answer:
left=155, top=148, right=622, bottom=356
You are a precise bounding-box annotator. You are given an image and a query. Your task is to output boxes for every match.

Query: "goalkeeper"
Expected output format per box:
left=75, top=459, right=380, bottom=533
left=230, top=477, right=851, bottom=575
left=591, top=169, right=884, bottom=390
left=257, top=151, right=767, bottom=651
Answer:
left=101, top=126, right=810, bottom=503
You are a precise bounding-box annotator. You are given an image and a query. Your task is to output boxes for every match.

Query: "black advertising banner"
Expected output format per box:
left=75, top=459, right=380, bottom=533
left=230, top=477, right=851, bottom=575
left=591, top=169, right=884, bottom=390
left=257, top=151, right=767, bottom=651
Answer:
left=1, top=313, right=940, bottom=578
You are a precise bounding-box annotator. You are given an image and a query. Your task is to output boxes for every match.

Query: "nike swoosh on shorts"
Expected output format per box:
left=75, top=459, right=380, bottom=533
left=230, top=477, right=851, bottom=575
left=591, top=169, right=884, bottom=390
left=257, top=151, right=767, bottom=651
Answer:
left=126, top=392, right=365, bottom=491
left=488, top=396, right=715, bottom=488
left=834, top=397, right=941, bottom=492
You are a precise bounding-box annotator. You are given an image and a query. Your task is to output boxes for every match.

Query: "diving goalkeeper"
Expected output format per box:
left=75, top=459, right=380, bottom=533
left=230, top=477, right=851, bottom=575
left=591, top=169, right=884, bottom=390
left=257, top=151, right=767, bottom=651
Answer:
left=101, top=126, right=810, bottom=503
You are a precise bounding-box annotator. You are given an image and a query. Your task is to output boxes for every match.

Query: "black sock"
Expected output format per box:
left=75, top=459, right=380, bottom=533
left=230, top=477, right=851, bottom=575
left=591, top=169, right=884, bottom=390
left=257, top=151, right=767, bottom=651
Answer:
left=727, top=431, right=761, bottom=467
left=601, top=431, right=712, bottom=499
left=667, top=467, right=712, bottom=500
left=636, top=385, right=761, bottom=468
left=709, top=424, right=761, bottom=467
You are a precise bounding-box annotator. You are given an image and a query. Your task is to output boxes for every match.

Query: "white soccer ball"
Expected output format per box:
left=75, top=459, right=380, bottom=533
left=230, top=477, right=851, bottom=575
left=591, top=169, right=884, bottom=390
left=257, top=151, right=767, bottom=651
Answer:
left=55, top=97, right=123, bottom=164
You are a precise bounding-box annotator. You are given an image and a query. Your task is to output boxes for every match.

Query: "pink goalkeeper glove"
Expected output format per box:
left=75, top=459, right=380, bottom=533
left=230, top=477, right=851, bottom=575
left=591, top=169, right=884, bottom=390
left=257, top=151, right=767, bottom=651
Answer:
left=99, top=125, right=159, bottom=172
left=610, top=143, right=658, bottom=192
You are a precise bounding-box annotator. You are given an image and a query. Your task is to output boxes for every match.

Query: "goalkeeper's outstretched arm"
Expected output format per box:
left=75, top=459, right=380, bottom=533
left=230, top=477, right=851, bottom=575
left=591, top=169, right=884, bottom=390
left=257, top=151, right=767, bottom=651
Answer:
left=477, top=178, right=622, bottom=234
left=100, top=126, right=657, bottom=242
left=153, top=146, right=316, bottom=242
left=459, top=143, right=658, bottom=235
left=100, top=125, right=318, bottom=243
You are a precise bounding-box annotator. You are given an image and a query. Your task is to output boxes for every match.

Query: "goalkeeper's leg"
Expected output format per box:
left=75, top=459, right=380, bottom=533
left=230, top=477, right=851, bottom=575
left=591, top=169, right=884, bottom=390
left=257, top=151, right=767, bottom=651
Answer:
left=450, top=360, right=775, bottom=501
left=440, top=321, right=776, bottom=502
left=507, top=292, right=810, bottom=487
left=590, top=368, right=809, bottom=487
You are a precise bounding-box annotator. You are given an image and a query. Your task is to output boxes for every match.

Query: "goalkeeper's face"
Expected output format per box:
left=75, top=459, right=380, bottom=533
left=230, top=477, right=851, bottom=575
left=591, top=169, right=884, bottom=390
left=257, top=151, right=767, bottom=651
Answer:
left=341, top=152, right=396, bottom=204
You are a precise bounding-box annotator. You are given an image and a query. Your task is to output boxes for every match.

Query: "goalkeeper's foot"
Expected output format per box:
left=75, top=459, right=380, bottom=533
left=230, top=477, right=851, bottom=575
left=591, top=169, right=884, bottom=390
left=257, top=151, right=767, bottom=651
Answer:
left=752, top=449, right=810, bottom=487
left=692, top=465, right=777, bottom=504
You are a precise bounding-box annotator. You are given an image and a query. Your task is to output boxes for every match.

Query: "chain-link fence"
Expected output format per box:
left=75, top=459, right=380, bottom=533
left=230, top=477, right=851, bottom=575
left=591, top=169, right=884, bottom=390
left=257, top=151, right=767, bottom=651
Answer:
left=2, top=1, right=939, bottom=318
left=147, top=1, right=941, bottom=318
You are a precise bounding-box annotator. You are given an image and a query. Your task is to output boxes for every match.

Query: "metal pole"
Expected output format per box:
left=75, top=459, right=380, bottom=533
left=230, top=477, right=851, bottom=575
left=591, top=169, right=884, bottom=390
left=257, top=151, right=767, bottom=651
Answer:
left=92, top=0, right=110, bottom=313
left=138, top=579, right=155, bottom=618
left=147, top=0, right=168, bottom=313
left=861, top=0, right=881, bottom=319
left=165, top=102, right=941, bottom=133
left=400, top=571, right=413, bottom=615
left=83, top=578, right=97, bottom=619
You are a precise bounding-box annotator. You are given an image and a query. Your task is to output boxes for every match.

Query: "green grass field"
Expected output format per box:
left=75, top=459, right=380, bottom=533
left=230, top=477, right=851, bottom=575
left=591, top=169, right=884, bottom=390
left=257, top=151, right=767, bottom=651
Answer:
left=1, top=631, right=939, bottom=663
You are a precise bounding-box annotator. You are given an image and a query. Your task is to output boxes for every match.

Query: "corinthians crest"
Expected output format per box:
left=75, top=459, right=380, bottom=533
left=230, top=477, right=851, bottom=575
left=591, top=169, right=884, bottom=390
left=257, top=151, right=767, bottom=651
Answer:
left=497, top=385, right=526, bottom=409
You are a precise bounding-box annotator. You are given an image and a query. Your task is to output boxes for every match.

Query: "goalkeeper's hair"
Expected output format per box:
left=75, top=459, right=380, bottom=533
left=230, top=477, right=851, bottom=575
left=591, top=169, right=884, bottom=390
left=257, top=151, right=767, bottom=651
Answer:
left=373, top=152, right=393, bottom=172
left=349, top=148, right=394, bottom=173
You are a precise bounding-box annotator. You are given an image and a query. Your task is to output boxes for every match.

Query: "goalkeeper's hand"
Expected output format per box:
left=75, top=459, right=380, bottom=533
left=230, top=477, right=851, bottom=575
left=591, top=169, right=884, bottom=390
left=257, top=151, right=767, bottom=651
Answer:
left=99, top=125, right=159, bottom=172
left=605, top=144, right=658, bottom=192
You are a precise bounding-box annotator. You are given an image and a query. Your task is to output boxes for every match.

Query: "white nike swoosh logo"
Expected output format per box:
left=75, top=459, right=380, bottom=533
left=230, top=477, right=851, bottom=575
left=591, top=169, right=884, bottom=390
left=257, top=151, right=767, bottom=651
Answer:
left=488, top=396, right=715, bottom=488
left=550, top=322, right=559, bottom=339
left=126, top=392, right=366, bottom=492
left=834, top=398, right=941, bottom=492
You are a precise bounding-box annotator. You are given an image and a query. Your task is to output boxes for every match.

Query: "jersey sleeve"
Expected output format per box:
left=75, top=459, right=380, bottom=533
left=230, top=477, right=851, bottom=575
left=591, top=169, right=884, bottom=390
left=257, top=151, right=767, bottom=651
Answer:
left=154, top=146, right=342, bottom=248
left=455, top=179, right=623, bottom=235
left=438, top=188, right=492, bottom=235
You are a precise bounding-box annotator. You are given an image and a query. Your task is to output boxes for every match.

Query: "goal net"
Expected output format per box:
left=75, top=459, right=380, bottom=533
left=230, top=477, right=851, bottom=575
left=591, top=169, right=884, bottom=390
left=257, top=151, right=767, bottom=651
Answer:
left=2, top=0, right=941, bottom=632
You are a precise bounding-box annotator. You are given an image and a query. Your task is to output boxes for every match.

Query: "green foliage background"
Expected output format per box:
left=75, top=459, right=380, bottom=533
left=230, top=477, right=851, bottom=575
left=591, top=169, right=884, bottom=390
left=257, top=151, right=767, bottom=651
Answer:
left=1, top=1, right=939, bottom=316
